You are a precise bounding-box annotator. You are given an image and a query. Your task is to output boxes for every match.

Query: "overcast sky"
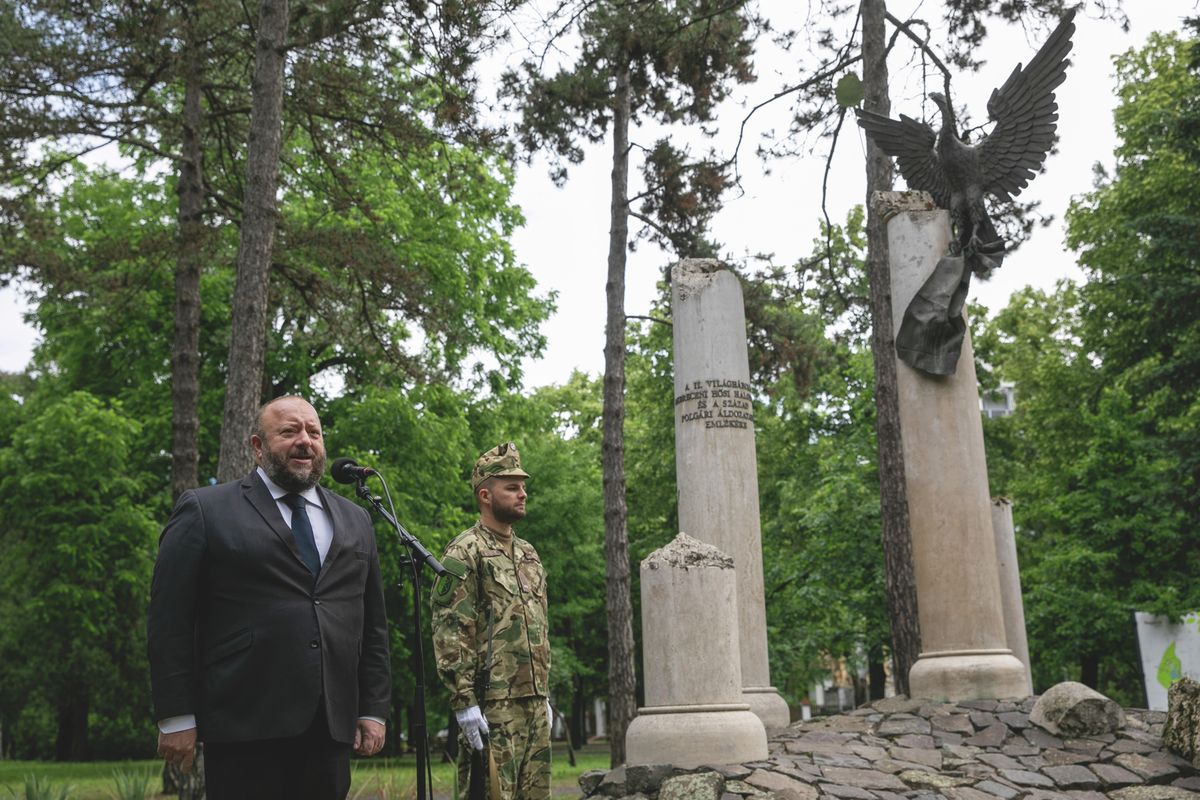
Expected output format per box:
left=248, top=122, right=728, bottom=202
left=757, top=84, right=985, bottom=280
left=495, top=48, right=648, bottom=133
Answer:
left=3, top=1, right=1197, bottom=386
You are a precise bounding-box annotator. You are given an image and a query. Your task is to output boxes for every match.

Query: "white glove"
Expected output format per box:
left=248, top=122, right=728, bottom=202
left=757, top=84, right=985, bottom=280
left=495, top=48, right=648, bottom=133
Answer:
left=456, top=705, right=489, bottom=751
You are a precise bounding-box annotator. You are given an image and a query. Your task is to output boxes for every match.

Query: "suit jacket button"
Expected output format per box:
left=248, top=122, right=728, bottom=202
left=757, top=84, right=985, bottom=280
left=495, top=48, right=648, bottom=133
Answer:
left=314, top=599, right=322, bottom=605
left=310, top=640, right=320, bottom=648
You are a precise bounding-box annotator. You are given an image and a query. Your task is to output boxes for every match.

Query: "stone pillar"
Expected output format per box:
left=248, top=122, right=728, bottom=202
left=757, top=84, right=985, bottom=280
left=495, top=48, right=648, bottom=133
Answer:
left=625, top=533, right=768, bottom=766
left=992, top=497, right=1034, bottom=695
left=670, top=258, right=792, bottom=730
left=876, top=191, right=1028, bottom=701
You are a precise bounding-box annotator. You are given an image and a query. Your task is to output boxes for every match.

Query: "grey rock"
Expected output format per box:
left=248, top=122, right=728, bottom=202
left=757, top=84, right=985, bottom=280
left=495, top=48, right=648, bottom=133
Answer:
left=849, top=744, right=889, bottom=761
left=1110, top=787, right=1200, bottom=800
left=1063, top=792, right=1108, bottom=800
left=597, top=768, right=629, bottom=798
left=743, top=770, right=817, bottom=800
left=897, top=771, right=975, bottom=790
left=998, top=713, right=1031, bottom=730
left=1024, top=729, right=1066, bottom=749
left=970, top=712, right=1000, bottom=729
left=1163, top=677, right=1200, bottom=768
left=1022, top=791, right=1073, bottom=800
left=895, top=734, right=938, bottom=750
left=1061, top=739, right=1105, bottom=756
left=936, top=732, right=967, bottom=748
left=659, top=771, right=726, bottom=800
left=943, top=788, right=1002, bottom=800
left=811, top=753, right=872, bottom=770
left=976, top=753, right=1023, bottom=771
left=817, top=768, right=909, bottom=791
left=818, top=783, right=878, bottom=799
left=877, top=717, right=933, bottom=736
left=996, top=702, right=1021, bottom=713
left=1002, top=743, right=1041, bottom=757
left=580, top=769, right=609, bottom=796
left=1018, top=756, right=1048, bottom=770
left=959, top=763, right=999, bottom=780
left=724, top=780, right=767, bottom=796
left=1172, top=776, right=1200, bottom=791
left=997, top=768, right=1055, bottom=788
left=889, top=748, right=943, bottom=770
left=871, top=697, right=927, bottom=715
left=943, top=744, right=983, bottom=760
left=704, top=765, right=755, bottom=780
left=959, top=700, right=1001, bottom=712
left=1030, top=683, right=1124, bottom=738
left=1041, top=749, right=1092, bottom=767
left=627, top=764, right=675, bottom=795
left=616, top=793, right=653, bottom=800
left=1090, top=763, right=1141, bottom=788
left=1042, top=766, right=1100, bottom=790
left=1110, top=738, right=1160, bottom=755
left=824, top=716, right=875, bottom=734
left=974, top=780, right=1021, bottom=799
left=1113, top=753, right=1180, bottom=784
left=933, top=716, right=977, bottom=734
left=965, top=723, right=1011, bottom=748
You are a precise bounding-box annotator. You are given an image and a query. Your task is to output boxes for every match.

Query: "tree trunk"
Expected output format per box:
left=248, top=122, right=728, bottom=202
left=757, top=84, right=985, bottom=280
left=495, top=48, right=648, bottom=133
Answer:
left=53, top=698, right=87, bottom=761
left=861, top=0, right=920, bottom=697
left=1080, top=653, right=1099, bottom=689
left=171, top=4, right=206, bottom=501
left=602, top=62, right=637, bottom=769
left=215, top=0, right=289, bottom=482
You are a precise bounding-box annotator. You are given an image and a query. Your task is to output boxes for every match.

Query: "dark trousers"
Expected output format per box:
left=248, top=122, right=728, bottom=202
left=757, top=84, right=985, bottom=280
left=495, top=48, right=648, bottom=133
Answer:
left=203, top=703, right=351, bottom=800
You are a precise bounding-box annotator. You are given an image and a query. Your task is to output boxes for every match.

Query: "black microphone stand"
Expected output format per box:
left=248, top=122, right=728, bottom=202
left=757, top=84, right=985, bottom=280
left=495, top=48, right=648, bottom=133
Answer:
left=351, top=475, right=445, bottom=800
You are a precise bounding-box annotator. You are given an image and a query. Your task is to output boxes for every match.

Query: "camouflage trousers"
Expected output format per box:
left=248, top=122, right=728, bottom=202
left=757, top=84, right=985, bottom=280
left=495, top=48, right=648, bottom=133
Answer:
left=457, top=696, right=551, bottom=800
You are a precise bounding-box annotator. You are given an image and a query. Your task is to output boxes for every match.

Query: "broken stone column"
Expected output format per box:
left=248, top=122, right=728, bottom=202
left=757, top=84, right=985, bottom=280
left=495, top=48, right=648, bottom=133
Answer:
left=625, top=533, right=768, bottom=766
left=876, top=192, right=1028, bottom=701
left=992, top=497, right=1033, bottom=695
left=670, top=258, right=791, bottom=730
left=1164, top=677, right=1200, bottom=768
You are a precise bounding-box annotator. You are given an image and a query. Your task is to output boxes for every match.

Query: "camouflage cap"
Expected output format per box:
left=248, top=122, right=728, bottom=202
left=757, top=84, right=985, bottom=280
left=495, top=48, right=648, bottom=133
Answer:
left=471, top=442, right=531, bottom=490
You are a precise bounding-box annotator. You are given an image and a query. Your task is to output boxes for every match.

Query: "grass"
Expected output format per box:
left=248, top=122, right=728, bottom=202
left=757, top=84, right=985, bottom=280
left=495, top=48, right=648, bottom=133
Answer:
left=0, top=743, right=608, bottom=799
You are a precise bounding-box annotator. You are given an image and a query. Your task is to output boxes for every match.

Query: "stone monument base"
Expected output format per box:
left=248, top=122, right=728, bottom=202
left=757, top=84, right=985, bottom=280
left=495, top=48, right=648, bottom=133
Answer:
left=909, top=649, right=1030, bottom=701
left=626, top=704, right=767, bottom=767
left=743, top=686, right=791, bottom=731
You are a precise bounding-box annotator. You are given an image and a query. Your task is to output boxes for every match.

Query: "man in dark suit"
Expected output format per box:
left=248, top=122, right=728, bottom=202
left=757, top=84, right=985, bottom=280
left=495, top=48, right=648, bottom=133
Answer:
left=148, top=395, right=391, bottom=800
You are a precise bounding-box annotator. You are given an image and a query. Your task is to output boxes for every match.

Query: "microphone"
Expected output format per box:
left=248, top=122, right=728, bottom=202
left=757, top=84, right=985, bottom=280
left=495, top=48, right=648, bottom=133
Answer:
left=331, top=457, right=377, bottom=484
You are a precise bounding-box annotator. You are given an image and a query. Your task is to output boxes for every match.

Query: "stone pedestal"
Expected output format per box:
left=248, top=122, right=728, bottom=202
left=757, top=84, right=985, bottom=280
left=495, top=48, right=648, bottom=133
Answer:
left=625, top=533, right=768, bottom=766
left=669, top=258, right=791, bottom=730
left=991, top=497, right=1033, bottom=695
left=876, top=192, right=1028, bottom=701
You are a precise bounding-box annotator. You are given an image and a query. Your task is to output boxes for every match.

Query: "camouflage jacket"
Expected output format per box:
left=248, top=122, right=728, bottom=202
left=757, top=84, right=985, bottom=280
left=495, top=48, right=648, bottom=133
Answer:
left=431, top=522, right=550, bottom=710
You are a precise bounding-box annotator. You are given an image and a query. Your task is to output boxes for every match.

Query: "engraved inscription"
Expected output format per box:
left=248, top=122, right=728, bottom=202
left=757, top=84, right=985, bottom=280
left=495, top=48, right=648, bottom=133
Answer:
left=674, top=379, right=753, bottom=429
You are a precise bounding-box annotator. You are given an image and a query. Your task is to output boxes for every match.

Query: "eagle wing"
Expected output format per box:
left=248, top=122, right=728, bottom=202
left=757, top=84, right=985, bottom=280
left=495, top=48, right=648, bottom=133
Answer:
left=855, top=108, right=950, bottom=208
left=979, top=10, right=1076, bottom=202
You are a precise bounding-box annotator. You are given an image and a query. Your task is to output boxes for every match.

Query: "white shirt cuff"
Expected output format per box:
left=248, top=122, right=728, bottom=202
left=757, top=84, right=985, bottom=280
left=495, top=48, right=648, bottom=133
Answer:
left=158, top=715, right=197, bottom=734
left=358, top=716, right=386, bottom=727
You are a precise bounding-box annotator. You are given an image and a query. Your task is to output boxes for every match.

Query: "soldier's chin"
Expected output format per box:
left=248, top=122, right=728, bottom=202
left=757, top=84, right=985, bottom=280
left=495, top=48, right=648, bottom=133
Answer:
left=495, top=508, right=526, bottom=524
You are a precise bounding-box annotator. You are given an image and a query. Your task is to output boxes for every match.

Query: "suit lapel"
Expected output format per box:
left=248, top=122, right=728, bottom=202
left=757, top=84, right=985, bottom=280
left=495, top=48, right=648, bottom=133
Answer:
left=317, top=485, right=348, bottom=578
left=241, top=472, right=307, bottom=569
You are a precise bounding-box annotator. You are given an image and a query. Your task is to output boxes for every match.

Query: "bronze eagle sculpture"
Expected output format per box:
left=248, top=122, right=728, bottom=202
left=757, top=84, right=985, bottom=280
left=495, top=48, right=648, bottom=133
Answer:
left=853, top=10, right=1076, bottom=375
left=856, top=10, right=1077, bottom=272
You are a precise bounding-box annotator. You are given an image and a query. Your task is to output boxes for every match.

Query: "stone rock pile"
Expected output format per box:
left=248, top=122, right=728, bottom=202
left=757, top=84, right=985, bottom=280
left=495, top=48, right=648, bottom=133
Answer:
left=580, top=695, right=1200, bottom=800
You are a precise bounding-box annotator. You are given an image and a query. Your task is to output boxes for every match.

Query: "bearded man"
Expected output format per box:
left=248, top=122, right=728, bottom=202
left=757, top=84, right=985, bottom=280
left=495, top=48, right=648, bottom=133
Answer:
left=148, top=395, right=391, bottom=800
left=431, top=443, right=551, bottom=800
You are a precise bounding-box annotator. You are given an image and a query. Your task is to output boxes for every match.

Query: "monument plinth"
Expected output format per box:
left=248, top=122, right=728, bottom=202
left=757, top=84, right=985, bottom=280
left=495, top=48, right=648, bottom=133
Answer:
left=669, top=259, right=791, bottom=730
left=877, top=193, right=1029, bottom=701
left=625, top=533, right=768, bottom=766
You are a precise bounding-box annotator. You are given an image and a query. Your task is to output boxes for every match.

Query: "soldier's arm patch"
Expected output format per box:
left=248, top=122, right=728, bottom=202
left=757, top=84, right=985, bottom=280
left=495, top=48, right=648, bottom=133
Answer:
left=432, top=556, right=468, bottom=607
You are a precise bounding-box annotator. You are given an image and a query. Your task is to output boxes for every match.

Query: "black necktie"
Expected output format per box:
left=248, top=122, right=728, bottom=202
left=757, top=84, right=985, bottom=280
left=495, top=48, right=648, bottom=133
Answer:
left=283, top=493, right=321, bottom=575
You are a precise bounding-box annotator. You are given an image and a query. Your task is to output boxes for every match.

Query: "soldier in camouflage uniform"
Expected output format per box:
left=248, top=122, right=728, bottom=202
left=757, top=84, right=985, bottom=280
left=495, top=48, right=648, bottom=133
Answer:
left=431, top=443, right=551, bottom=800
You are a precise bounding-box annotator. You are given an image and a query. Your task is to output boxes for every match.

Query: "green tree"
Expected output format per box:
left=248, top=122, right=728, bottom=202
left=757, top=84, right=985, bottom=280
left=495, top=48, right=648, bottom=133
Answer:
left=0, top=393, right=159, bottom=759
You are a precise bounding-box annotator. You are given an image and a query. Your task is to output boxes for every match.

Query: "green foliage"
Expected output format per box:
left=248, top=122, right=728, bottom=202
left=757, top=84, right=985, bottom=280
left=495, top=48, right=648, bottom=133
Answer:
left=0, top=393, right=160, bottom=759
left=107, top=768, right=153, bottom=800
left=2, top=774, right=72, bottom=800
